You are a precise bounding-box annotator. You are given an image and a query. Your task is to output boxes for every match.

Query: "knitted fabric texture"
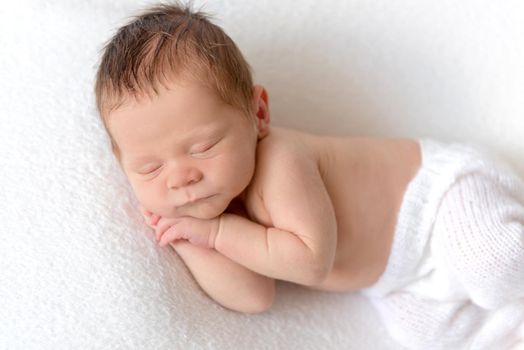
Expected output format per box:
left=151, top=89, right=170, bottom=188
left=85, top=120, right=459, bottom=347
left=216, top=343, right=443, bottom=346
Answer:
left=363, top=139, right=524, bottom=349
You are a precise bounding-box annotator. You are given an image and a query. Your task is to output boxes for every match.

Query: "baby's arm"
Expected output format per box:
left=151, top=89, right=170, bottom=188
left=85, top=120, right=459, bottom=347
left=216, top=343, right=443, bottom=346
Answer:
left=140, top=208, right=275, bottom=313
left=215, top=142, right=338, bottom=285
left=171, top=241, right=275, bottom=313
left=154, top=141, right=337, bottom=286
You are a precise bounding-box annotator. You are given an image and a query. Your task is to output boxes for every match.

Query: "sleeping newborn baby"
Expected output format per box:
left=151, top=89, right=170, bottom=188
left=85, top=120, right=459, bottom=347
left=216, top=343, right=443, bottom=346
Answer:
left=95, top=4, right=524, bottom=349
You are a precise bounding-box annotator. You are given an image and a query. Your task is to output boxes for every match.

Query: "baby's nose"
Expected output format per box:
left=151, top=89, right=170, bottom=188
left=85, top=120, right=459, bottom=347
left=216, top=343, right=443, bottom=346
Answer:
left=167, top=167, right=203, bottom=190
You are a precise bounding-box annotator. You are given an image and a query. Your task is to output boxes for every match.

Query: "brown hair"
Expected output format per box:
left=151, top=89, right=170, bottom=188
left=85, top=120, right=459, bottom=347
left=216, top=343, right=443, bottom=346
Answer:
left=95, top=2, right=254, bottom=148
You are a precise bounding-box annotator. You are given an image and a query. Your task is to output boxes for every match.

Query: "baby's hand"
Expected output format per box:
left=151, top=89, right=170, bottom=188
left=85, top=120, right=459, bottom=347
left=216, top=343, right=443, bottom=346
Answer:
left=155, top=216, right=220, bottom=249
left=139, top=205, right=161, bottom=228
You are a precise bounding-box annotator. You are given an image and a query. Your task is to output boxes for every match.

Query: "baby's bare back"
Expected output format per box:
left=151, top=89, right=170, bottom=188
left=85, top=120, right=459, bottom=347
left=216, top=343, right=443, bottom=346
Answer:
left=245, top=127, right=421, bottom=291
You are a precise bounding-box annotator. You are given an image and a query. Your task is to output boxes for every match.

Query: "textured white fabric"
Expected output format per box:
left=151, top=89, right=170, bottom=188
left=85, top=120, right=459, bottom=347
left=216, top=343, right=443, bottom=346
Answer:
left=0, top=1, right=401, bottom=349
left=363, top=139, right=524, bottom=349
left=2, top=0, right=524, bottom=349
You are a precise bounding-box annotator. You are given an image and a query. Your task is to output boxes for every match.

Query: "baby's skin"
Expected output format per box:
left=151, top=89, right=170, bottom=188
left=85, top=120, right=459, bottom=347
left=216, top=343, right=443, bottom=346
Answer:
left=107, top=78, right=421, bottom=313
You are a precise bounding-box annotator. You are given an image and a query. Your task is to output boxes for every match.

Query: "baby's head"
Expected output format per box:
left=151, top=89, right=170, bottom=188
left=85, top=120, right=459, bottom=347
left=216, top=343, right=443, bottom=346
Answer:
left=95, top=3, right=270, bottom=219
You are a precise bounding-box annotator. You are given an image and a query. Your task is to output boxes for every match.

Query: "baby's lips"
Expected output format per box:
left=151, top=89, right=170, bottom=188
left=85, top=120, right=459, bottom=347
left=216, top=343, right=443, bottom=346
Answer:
left=171, top=188, right=208, bottom=207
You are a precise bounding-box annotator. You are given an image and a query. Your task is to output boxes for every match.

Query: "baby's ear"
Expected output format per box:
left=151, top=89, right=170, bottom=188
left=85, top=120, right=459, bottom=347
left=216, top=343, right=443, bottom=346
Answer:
left=252, top=85, right=270, bottom=138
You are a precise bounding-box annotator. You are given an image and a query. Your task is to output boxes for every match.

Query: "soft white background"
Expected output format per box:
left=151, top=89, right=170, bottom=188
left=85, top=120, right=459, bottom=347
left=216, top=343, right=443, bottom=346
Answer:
left=1, top=0, right=522, bottom=349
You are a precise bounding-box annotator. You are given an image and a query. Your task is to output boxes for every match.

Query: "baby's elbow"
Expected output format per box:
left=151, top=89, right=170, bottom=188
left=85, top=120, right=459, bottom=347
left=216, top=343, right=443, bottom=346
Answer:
left=304, top=262, right=331, bottom=286
left=300, top=253, right=334, bottom=286
left=252, top=279, right=276, bottom=313
left=242, top=288, right=275, bottom=314
left=298, top=231, right=337, bottom=286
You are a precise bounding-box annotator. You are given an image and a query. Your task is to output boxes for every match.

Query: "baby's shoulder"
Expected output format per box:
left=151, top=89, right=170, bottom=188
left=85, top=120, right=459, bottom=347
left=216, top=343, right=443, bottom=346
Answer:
left=253, top=127, right=320, bottom=177
left=243, top=127, right=321, bottom=220
left=256, top=126, right=313, bottom=154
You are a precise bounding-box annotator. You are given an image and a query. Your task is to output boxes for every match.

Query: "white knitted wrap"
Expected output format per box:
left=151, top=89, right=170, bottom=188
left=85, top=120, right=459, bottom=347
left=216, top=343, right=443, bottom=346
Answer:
left=363, top=139, right=524, bottom=349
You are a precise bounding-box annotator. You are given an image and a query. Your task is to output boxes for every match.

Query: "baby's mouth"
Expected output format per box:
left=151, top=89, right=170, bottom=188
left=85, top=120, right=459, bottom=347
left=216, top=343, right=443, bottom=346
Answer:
left=170, top=194, right=220, bottom=219
left=201, top=194, right=216, bottom=201
left=178, top=194, right=216, bottom=207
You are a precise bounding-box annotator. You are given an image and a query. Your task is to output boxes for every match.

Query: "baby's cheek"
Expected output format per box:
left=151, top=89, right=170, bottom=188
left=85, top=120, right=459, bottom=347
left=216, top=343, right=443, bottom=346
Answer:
left=132, top=182, right=162, bottom=213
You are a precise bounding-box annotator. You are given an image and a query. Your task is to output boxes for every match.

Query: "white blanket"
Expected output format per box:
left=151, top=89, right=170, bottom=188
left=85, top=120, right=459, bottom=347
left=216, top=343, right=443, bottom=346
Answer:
left=1, top=0, right=522, bottom=349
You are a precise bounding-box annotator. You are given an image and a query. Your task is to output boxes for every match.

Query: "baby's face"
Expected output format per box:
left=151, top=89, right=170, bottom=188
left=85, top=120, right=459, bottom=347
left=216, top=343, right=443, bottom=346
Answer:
left=107, top=80, right=259, bottom=219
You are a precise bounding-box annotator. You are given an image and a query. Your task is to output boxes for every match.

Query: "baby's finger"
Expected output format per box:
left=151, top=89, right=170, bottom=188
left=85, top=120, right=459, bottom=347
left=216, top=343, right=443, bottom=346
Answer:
left=150, top=214, right=161, bottom=226
left=155, top=219, right=173, bottom=241
left=139, top=207, right=154, bottom=226
left=158, top=226, right=179, bottom=247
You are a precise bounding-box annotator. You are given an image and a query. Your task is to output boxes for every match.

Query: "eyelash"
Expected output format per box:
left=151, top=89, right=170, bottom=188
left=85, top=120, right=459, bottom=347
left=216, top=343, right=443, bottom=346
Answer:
left=138, top=165, right=162, bottom=175
left=190, top=139, right=220, bottom=156
left=135, top=139, right=221, bottom=175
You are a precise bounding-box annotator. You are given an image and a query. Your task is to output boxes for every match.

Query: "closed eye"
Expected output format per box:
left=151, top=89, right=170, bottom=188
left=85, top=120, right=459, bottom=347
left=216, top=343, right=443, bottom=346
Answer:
left=137, top=165, right=162, bottom=175
left=190, top=138, right=221, bottom=156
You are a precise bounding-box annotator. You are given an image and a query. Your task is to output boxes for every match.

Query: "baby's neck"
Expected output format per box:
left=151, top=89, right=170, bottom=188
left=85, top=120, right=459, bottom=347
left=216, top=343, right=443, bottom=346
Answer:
left=225, top=195, right=249, bottom=217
